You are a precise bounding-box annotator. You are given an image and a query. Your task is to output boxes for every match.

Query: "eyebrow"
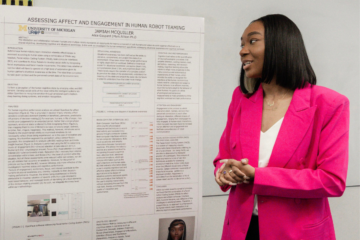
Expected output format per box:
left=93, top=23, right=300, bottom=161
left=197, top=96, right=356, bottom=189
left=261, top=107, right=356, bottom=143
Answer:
left=241, top=31, right=262, bottom=40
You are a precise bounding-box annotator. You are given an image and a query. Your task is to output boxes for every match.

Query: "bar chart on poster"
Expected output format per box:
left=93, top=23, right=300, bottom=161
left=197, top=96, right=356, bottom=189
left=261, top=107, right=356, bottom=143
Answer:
left=0, top=5, right=204, bottom=240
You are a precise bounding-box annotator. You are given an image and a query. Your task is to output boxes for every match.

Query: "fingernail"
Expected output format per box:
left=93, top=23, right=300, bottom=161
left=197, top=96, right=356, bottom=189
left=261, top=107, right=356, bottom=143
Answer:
left=229, top=183, right=237, bottom=186
left=220, top=159, right=228, bottom=163
left=241, top=159, right=247, bottom=164
left=244, top=176, right=250, bottom=180
left=244, top=180, right=249, bottom=184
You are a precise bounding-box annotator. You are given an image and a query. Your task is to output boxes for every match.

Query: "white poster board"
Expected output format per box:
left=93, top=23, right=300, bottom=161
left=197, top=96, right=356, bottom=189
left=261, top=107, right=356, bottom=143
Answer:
left=0, top=6, right=203, bottom=240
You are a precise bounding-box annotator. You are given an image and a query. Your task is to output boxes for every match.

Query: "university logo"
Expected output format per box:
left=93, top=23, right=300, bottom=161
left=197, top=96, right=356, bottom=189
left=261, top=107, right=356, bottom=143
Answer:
left=18, top=25, right=27, bottom=31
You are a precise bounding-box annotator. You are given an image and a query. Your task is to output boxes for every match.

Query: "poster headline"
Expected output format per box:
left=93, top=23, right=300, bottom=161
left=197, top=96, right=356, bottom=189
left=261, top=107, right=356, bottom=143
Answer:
left=27, top=17, right=186, bottom=30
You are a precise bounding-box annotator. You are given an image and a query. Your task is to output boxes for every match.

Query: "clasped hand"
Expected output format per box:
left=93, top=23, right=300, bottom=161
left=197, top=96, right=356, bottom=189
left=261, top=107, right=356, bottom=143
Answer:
left=215, top=159, right=255, bottom=186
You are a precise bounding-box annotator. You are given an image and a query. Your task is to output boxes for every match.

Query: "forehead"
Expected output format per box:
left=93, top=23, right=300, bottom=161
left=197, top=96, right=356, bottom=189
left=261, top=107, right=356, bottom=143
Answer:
left=241, top=21, right=264, bottom=40
left=171, top=224, right=184, bottom=229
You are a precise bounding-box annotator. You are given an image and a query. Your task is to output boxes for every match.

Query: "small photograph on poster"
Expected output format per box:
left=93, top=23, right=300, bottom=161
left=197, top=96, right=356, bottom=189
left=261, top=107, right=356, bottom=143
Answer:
left=158, top=216, right=195, bottom=240
left=27, top=193, right=84, bottom=222
left=27, top=199, right=50, bottom=218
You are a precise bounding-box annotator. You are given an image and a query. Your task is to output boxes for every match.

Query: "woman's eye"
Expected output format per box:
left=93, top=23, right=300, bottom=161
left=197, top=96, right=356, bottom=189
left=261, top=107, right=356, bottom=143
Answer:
left=250, top=39, right=257, bottom=44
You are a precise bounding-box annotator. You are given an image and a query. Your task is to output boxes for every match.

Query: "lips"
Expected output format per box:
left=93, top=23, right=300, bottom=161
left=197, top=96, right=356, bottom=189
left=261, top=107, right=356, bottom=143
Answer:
left=242, top=60, right=253, bottom=70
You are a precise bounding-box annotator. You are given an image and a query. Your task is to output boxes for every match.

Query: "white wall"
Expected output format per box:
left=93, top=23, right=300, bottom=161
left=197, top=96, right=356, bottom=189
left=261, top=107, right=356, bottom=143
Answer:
left=33, top=0, right=360, bottom=238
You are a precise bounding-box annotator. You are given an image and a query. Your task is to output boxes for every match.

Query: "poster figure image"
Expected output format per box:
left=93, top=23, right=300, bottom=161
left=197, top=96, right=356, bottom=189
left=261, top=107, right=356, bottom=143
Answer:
left=27, top=197, right=50, bottom=222
left=27, top=194, right=84, bottom=222
left=168, top=219, right=186, bottom=240
left=159, top=216, right=195, bottom=240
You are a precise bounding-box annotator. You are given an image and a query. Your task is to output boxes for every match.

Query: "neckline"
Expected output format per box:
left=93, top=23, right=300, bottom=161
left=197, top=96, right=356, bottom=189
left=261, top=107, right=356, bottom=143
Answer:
left=261, top=117, right=284, bottom=134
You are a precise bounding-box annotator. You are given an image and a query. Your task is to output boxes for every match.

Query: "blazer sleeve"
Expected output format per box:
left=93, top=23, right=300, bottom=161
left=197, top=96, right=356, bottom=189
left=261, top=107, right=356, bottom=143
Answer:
left=213, top=87, right=242, bottom=192
left=253, top=95, right=350, bottom=198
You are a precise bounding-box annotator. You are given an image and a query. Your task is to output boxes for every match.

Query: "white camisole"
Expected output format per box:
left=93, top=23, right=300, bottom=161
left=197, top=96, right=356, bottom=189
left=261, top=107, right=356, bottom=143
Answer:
left=252, top=117, right=284, bottom=215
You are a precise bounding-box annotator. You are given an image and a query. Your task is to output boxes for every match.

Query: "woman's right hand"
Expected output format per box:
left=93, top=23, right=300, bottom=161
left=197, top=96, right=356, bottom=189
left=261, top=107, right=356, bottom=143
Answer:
left=215, top=159, right=249, bottom=186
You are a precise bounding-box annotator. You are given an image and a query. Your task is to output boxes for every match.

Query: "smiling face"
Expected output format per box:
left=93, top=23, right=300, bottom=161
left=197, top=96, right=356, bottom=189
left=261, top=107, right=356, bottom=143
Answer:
left=170, top=223, right=184, bottom=240
left=240, top=21, right=265, bottom=79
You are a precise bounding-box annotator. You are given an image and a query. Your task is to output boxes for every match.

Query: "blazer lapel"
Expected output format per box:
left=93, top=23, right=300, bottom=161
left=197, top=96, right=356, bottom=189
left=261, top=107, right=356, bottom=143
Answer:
left=239, top=85, right=263, bottom=168
left=268, top=83, right=316, bottom=168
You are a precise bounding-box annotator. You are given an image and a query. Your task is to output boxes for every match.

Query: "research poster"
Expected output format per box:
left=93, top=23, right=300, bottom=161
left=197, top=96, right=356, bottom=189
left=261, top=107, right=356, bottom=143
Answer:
left=0, top=6, right=204, bottom=240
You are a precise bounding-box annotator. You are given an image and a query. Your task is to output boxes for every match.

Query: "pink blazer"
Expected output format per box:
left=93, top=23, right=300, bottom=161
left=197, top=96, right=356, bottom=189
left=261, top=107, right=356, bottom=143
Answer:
left=214, top=83, right=349, bottom=240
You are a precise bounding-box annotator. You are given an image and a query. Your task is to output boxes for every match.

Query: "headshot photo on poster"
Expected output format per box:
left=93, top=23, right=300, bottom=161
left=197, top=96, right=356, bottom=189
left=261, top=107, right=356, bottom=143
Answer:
left=158, top=216, right=195, bottom=240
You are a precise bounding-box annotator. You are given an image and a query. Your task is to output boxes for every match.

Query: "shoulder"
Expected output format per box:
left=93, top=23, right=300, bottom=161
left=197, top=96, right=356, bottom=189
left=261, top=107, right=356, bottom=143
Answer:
left=310, top=85, right=349, bottom=109
left=231, top=86, right=243, bottom=98
left=230, top=86, right=245, bottom=105
left=309, top=85, right=349, bottom=126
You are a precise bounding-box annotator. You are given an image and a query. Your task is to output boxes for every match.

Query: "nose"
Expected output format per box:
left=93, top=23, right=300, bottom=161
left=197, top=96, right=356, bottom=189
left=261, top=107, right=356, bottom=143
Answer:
left=240, top=46, right=249, bottom=57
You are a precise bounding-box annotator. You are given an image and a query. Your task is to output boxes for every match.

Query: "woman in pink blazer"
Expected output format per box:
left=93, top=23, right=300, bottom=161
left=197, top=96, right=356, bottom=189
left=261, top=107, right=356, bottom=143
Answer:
left=214, top=14, right=349, bottom=240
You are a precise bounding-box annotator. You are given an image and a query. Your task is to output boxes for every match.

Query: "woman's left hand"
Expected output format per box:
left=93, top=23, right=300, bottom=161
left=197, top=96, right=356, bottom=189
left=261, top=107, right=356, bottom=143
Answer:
left=215, top=160, right=239, bottom=186
left=224, top=158, right=255, bottom=183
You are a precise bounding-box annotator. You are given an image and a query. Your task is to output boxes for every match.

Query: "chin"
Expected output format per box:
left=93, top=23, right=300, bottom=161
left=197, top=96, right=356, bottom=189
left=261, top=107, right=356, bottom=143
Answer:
left=245, top=72, right=261, bottom=79
left=245, top=74, right=257, bottom=79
